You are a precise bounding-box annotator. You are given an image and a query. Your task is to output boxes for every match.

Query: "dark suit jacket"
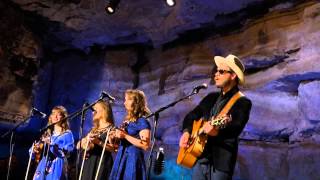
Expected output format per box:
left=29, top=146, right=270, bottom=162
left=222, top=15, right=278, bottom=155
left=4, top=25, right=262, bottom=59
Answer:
left=182, top=86, right=252, bottom=174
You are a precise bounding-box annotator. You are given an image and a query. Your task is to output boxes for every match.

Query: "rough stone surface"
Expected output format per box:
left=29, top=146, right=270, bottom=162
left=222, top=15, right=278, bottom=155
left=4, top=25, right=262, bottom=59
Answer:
left=0, top=1, right=41, bottom=123
left=1, top=1, right=320, bottom=179
left=8, top=0, right=307, bottom=51
left=298, top=81, right=320, bottom=122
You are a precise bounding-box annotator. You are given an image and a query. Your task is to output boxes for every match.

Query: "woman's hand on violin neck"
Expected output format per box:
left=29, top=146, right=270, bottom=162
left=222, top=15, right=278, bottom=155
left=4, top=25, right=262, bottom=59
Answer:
left=108, top=130, right=116, bottom=140
left=88, top=132, right=101, bottom=144
left=90, top=138, right=101, bottom=145
left=33, top=147, right=40, bottom=154
left=77, top=139, right=94, bottom=150
left=115, top=129, right=127, bottom=139
left=41, top=136, right=51, bottom=144
left=88, top=133, right=95, bottom=142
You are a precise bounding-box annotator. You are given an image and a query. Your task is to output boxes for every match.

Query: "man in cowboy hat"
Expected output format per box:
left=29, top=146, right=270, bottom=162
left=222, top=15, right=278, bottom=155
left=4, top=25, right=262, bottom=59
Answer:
left=179, top=54, right=252, bottom=180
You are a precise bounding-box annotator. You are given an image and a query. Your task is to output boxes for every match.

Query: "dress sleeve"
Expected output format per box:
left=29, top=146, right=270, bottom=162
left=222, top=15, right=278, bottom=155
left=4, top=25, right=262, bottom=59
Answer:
left=60, top=131, right=75, bottom=152
left=52, top=131, right=75, bottom=157
left=138, top=117, right=151, bottom=131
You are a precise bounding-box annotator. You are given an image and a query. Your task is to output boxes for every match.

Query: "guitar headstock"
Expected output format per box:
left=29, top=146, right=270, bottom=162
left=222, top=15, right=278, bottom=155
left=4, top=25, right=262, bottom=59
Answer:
left=210, top=115, right=231, bottom=129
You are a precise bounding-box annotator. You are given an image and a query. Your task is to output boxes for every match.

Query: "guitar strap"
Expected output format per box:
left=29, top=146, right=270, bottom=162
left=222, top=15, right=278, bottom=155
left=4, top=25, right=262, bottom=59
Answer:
left=216, top=91, right=244, bottom=117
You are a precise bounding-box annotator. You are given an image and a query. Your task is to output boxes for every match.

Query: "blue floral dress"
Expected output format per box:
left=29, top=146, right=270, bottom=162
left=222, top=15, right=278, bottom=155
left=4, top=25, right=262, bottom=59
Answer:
left=109, top=117, right=151, bottom=180
left=32, top=130, right=74, bottom=180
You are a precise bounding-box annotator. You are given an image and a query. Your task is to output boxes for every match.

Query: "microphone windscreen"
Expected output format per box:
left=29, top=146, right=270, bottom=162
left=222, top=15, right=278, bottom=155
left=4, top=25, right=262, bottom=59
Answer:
left=202, top=83, right=208, bottom=88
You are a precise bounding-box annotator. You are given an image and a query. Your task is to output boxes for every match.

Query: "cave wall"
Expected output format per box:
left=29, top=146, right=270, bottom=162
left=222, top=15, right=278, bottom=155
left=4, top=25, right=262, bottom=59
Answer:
left=1, top=1, right=320, bottom=180
left=0, top=0, right=41, bottom=125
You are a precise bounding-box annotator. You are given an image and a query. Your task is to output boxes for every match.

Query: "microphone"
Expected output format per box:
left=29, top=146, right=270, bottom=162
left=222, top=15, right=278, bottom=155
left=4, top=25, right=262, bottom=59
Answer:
left=82, top=102, right=94, bottom=111
left=192, top=83, right=208, bottom=93
left=31, top=108, right=47, bottom=118
left=153, top=147, right=165, bottom=175
left=100, top=91, right=116, bottom=102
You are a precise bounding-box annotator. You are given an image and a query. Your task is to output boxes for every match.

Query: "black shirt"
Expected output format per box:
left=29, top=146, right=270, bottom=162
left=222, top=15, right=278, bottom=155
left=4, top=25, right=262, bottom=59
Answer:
left=182, top=86, right=252, bottom=174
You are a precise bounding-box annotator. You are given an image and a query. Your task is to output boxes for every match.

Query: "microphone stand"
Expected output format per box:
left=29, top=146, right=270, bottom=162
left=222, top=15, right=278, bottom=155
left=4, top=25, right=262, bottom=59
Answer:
left=146, top=88, right=202, bottom=180
left=76, top=103, right=89, bottom=179
left=0, top=112, right=35, bottom=180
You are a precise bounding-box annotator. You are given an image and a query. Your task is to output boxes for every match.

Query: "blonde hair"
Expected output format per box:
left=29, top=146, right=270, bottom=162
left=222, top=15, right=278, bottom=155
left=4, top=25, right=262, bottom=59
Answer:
left=125, top=89, right=151, bottom=122
left=48, top=106, right=69, bottom=133
left=92, top=100, right=114, bottom=131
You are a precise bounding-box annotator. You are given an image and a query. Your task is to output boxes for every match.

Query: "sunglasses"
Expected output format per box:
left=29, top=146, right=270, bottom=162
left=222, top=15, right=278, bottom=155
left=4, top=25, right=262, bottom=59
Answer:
left=216, top=69, right=232, bottom=75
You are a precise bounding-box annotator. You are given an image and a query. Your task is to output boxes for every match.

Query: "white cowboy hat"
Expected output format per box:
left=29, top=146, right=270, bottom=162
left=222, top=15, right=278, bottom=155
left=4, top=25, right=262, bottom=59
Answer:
left=214, top=54, right=245, bottom=85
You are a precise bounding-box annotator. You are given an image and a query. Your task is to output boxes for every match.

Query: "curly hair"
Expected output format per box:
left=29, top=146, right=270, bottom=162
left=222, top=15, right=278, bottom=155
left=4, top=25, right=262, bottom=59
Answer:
left=125, top=89, right=151, bottom=122
left=92, top=100, right=114, bottom=131
left=48, top=106, right=70, bottom=134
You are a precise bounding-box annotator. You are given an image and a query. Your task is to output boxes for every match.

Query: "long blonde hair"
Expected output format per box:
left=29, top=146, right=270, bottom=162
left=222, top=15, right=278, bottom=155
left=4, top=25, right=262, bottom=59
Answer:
left=48, top=106, right=69, bottom=133
left=92, top=100, right=114, bottom=131
left=125, top=89, right=151, bottom=122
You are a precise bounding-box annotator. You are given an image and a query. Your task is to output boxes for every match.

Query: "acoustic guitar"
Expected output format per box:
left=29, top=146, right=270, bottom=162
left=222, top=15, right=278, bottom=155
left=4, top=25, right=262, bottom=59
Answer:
left=176, top=116, right=229, bottom=168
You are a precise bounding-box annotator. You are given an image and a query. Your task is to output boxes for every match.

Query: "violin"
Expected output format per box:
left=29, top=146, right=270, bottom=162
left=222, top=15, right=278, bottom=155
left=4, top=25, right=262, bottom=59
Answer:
left=34, top=142, right=43, bottom=163
left=94, top=123, right=133, bottom=150
left=112, top=120, right=130, bottom=147
left=33, top=132, right=50, bottom=163
left=91, top=127, right=110, bottom=138
left=78, top=126, right=116, bottom=158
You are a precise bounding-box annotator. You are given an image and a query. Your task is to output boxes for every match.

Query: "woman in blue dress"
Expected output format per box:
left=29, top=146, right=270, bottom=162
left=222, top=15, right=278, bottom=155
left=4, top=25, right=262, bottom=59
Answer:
left=31, top=106, right=74, bottom=180
left=109, top=89, right=151, bottom=180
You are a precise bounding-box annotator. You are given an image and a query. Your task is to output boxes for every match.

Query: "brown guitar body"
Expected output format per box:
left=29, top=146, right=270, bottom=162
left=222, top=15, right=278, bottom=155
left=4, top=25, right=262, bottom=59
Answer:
left=177, top=119, right=207, bottom=168
left=176, top=116, right=226, bottom=168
